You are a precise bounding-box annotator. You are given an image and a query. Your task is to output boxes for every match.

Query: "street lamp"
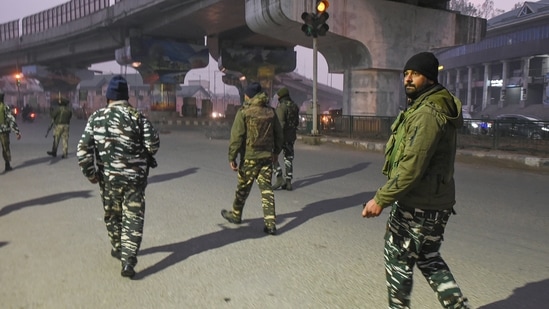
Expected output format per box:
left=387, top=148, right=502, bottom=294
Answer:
left=14, top=73, right=22, bottom=109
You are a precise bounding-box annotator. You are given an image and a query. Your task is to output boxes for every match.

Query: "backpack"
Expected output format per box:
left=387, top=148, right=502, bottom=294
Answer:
left=243, top=104, right=276, bottom=152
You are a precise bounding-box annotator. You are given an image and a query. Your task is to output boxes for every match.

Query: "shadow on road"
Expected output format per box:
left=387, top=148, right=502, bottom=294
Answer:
left=14, top=156, right=59, bottom=170
left=0, top=241, right=8, bottom=249
left=478, top=279, right=549, bottom=309
left=148, top=168, right=199, bottom=184
left=291, top=162, right=370, bottom=190
left=137, top=220, right=266, bottom=280
left=0, top=190, right=94, bottom=217
left=137, top=191, right=374, bottom=279
left=276, top=191, right=373, bottom=235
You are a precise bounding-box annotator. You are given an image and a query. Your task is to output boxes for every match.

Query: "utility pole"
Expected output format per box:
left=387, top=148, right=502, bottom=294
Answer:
left=301, top=1, right=330, bottom=135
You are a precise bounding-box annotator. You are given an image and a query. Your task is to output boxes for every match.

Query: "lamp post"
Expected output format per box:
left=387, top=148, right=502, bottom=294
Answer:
left=15, top=73, right=22, bottom=110
left=213, top=70, right=219, bottom=113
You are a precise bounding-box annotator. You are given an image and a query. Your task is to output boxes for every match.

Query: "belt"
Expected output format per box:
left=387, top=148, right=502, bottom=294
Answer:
left=396, top=203, right=451, bottom=220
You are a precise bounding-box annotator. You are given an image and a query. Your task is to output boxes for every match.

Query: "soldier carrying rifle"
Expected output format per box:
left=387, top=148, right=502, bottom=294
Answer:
left=47, top=97, right=72, bottom=158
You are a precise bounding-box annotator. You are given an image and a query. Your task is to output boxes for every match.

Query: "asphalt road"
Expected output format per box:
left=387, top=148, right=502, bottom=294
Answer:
left=1, top=116, right=548, bottom=309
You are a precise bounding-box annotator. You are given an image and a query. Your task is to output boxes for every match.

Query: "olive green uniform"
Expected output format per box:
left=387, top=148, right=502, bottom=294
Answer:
left=375, top=84, right=470, bottom=308
left=49, top=102, right=72, bottom=157
left=227, top=92, right=283, bottom=229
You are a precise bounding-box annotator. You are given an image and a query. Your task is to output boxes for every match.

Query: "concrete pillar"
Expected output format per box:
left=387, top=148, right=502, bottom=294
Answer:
left=482, top=63, right=490, bottom=111
left=466, top=66, right=473, bottom=112
left=520, top=56, right=532, bottom=108
left=455, top=68, right=461, bottom=100
left=343, top=68, right=402, bottom=116
left=499, top=60, right=508, bottom=108
left=445, top=71, right=451, bottom=92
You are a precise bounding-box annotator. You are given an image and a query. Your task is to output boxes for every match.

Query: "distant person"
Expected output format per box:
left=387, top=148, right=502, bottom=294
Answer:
left=47, top=98, right=72, bottom=158
left=361, top=52, right=471, bottom=308
left=77, top=75, right=160, bottom=279
left=272, top=87, right=300, bottom=191
left=221, top=82, right=283, bottom=235
left=0, top=91, right=22, bottom=172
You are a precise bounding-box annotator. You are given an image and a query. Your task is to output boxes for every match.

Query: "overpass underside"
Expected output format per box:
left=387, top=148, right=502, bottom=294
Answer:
left=0, top=0, right=485, bottom=117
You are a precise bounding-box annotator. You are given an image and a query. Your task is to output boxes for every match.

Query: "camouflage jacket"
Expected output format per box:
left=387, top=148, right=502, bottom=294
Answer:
left=77, top=100, right=160, bottom=185
left=228, top=92, right=283, bottom=162
left=374, top=84, right=463, bottom=211
left=275, top=96, right=299, bottom=142
left=0, top=102, right=20, bottom=134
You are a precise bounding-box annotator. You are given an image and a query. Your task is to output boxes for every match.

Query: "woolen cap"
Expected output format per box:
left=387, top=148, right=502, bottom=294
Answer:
left=245, top=82, right=262, bottom=98
left=106, top=75, right=129, bottom=100
left=403, top=52, right=439, bottom=82
left=277, top=87, right=289, bottom=98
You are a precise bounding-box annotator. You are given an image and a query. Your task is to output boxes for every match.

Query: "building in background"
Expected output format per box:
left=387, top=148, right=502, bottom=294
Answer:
left=436, top=0, right=549, bottom=119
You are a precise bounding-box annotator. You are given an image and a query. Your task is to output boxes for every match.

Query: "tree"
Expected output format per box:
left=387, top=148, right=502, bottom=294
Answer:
left=450, top=0, right=508, bottom=18
left=449, top=0, right=478, bottom=16
left=513, top=2, right=524, bottom=10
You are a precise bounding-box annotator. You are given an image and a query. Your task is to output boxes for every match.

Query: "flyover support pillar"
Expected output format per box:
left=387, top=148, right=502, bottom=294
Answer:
left=342, top=68, right=402, bottom=117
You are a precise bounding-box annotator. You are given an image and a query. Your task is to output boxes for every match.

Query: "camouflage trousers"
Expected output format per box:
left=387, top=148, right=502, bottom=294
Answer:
left=384, top=204, right=470, bottom=309
left=51, top=124, right=70, bottom=156
left=99, top=177, right=146, bottom=266
left=273, top=141, right=295, bottom=180
left=232, top=158, right=276, bottom=227
left=0, top=133, right=11, bottom=163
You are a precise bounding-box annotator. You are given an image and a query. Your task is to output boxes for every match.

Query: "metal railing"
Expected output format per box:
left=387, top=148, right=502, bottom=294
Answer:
left=298, top=114, right=549, bottom=157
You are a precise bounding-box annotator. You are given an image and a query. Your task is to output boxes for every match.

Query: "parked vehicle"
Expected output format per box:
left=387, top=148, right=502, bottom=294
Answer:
left=462, top=111, right=493, bottom=135
left=21, top=105, right=36, bottom=122
left=494, top=114, right=549, bottom=140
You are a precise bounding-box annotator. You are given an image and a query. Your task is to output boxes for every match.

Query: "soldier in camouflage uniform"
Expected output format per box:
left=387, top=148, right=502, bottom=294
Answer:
left=0, top=91, right=22, bottom=172
left=272, top=87, right=300, bottom=191
left=221, top=82, right=283, bottom=235
left=362, top=52, right=470, bottom=308
left=77, top=75, right=159, bottom=279
left=47, top=97, right=73, bottom=158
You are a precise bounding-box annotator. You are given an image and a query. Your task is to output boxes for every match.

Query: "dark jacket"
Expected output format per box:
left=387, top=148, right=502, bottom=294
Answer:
left=51, top=105, right=73, bottom=125
left=275, top=96, right=299, bottom=142
left=374, top=84, right=463, bottom=210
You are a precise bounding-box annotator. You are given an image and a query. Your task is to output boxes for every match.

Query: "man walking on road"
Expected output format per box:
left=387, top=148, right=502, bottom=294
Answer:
left=77, top=75, right=159, bottom=279
left=47, top=97, right=72, bottom=158
left=272, top=87, right=300, bottom=191
left=362, top=52, right=471, bottom=308
left=0, top=91, right=21, bottom=172
left=221, top=82, right=283, bottom=235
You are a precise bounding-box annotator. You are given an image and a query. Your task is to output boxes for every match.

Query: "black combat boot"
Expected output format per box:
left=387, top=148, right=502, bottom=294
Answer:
left=221, top=209, right=242, bottom=224
left=285, top=179, right=292, bottom=191
left=47, top=151, right=57, bottom=157
left=5, top=162, right=12, bottom=172
left=121, top=256, right=137, bottom=279
left=263, top=225, right=277, bottom=235
left=272, top=175, right=285, bottom=190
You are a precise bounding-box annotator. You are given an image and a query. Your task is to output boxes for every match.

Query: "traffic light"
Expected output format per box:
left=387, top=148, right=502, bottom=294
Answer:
left=316, top=0, right=329, bottom=14
left=301, top=1, right=330, bottom=38
left=301, top=12, right=316, bottom=37
left=15, top=73, right=21, bottom=87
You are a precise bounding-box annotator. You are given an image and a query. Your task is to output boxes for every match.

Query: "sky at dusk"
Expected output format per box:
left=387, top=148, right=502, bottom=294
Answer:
left=0, top=0, right=529, bottom=91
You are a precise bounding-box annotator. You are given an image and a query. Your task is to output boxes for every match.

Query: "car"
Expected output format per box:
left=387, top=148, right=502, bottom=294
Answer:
left=461, top=110, right=492, bottom=135
left=494, top=114, right=549, bottom=140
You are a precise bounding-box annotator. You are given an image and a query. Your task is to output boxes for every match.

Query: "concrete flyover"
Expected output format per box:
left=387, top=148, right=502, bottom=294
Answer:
left=0, top=0, right=485, bottom=116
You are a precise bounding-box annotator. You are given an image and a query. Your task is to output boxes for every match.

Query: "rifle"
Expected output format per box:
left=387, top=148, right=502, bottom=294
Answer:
left=45, top=122, right=54, bottom=138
